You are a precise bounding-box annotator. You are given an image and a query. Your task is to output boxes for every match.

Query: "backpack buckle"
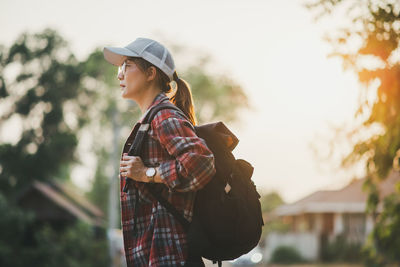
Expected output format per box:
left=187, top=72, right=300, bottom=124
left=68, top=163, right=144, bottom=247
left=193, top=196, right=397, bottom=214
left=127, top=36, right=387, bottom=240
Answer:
left=139, top=123, right=150, bottom=131
left=224, top=183, right=231, bottom=193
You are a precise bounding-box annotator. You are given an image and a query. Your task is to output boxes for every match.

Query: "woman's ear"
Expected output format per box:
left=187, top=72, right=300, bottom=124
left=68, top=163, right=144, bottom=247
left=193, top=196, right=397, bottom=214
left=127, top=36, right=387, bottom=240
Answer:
left=146, top=66, right=157, bottom=82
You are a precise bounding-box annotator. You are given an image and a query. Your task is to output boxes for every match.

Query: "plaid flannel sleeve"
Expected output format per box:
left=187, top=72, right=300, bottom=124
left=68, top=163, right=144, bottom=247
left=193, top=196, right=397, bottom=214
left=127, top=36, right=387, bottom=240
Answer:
left=152, top=110, right=216, bottom=192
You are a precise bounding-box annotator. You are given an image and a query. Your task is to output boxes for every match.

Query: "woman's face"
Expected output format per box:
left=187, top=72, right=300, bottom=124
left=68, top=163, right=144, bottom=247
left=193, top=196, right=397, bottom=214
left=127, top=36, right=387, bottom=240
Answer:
left=117, top=59, right=148, bottom=100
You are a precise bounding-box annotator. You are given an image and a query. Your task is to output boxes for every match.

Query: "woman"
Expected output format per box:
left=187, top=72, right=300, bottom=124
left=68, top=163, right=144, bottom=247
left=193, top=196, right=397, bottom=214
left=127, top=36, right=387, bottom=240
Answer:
left=103, top=38, right=216, bottom=267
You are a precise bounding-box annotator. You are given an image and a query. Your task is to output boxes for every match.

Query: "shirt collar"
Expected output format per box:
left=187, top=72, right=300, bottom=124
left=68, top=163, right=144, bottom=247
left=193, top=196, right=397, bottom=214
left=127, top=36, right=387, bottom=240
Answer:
left=138, top=92, right=170, bottom=123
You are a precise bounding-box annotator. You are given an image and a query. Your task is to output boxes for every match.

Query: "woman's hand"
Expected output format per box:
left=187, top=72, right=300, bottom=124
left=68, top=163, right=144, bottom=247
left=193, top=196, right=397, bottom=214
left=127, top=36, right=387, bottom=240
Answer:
left=120, top=153, right=147, bottom=182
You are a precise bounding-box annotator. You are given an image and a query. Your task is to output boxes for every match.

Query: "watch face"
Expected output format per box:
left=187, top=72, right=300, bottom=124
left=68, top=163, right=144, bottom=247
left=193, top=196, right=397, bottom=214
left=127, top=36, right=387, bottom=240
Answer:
left=146, top=167, right=156, bottom=177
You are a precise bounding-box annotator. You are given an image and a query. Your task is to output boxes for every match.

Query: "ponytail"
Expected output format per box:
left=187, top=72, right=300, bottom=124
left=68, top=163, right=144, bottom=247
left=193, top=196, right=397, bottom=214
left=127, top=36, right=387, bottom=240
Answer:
left=170, top=71, right=197, bottom=126
left=127, top=57, right=197, bottom=125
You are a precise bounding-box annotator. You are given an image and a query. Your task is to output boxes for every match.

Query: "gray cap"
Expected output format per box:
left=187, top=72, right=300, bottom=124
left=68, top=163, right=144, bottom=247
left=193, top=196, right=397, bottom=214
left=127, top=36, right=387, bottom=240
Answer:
left=103, top=38, right=176, bottom=81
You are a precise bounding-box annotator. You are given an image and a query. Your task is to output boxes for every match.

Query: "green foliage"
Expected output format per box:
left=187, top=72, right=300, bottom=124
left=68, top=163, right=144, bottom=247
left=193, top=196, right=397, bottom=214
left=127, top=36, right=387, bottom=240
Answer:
left=373, top=191, right=400, bottom=260
left=0, top=29, right=109, bottom=266
left=79, top=48, right=134, bottom=218
left=362, top=188, right=400, bottom=266
left=320, top=235, right=363, bottom=262
left=260, top=191, right=285, bottom=214
left=0, top=193, right=34, bottom=265
left=0, top=28, right=92, bottom=198
left=185, top=64, right=249, bottom=124
left=270, top=245, right=304, bottom=264
left=87, top=147, right=112, bottom=218
left=0, top=193, right=109, bottom=267
left=259, top=192, right=289, bottom=245
left=306, top=0, right=400, bottom=265
left=31, top=222, right=109, bottom=267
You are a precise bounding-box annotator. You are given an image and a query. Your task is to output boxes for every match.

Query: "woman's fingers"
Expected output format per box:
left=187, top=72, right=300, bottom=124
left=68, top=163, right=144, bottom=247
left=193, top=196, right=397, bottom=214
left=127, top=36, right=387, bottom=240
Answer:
left=120, top=156, right=140, bottom=166
left=121, top=155, right=140, bottom=162
left=119, top=156, right=144, bottom=180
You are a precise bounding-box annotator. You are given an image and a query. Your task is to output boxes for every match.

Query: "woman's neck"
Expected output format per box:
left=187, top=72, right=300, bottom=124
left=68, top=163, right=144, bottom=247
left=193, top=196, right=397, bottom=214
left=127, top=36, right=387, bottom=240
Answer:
left=137, top=88, right=162, bottom=114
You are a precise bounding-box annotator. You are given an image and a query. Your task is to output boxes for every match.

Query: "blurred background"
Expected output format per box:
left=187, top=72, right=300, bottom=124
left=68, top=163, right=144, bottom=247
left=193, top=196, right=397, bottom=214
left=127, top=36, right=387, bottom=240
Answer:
left=1, top=0, right=399, bottom=266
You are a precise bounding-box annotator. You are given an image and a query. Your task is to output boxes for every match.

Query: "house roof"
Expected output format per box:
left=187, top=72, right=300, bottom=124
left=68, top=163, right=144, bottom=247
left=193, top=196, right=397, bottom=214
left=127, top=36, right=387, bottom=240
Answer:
left=276, top=170, right=400, bottom=216
left=33, top=181, right=96, bottom=224
left=51, top=180, right=104, bottom=218
left=18, top=180, right=104, bottom=226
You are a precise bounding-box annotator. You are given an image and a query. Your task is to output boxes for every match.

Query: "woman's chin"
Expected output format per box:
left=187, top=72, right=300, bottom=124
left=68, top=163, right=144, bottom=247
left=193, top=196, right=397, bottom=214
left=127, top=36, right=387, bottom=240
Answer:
left=121, top=91, right=135, bottom=101
left=121, top=89, right=128, bottom=98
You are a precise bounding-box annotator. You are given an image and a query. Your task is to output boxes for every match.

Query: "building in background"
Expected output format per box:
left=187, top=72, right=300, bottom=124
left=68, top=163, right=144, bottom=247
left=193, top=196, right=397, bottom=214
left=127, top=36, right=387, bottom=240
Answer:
left=16, top=180, right=126, bottom=266
left=264, top=170, right=400, bottom=261
left=16, top=180, right=104, bottom=228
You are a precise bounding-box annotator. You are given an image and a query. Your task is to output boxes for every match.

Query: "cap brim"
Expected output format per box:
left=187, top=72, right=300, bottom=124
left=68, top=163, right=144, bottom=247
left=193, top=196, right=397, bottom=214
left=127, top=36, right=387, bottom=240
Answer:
left=103, top=46, right=140, bottom=66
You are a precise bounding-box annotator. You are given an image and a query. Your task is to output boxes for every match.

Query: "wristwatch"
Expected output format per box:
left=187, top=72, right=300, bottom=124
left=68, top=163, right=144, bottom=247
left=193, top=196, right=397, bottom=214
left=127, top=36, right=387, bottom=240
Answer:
left=145, top=167, right=157, bottom=183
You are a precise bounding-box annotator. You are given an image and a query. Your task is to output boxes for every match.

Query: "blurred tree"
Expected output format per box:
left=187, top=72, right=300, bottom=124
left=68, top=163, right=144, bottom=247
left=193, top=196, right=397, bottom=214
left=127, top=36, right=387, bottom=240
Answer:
left=270, top=245, right=304, bottom=264
left=306, top=0, right=400, bottom=265
left=259, top=191, right=288, bottom=246
left=80, top=48, right=135, bottom=229
left=0, top=28, right=92, bottom=197
left=0, top=28, right=109, bottom=266
left=158, top=38, right=250, bottom=124
left=0, top=193, right=108, bottom=267
left=184, top=63, right=250, bottom=124
left=260, top=191, right=285, bottom=214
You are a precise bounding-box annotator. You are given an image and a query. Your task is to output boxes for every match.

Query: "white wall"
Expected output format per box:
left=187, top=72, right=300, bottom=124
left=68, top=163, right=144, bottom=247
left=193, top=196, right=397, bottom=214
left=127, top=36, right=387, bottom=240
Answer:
left=333, top=213, right=344, bottom=235
left=264, top=232, right=320, bottom=262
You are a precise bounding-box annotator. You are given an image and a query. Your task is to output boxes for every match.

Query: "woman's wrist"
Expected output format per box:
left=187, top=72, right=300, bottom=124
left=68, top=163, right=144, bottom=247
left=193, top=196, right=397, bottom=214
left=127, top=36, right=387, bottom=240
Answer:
left=144, top=167, right=162, bottom=183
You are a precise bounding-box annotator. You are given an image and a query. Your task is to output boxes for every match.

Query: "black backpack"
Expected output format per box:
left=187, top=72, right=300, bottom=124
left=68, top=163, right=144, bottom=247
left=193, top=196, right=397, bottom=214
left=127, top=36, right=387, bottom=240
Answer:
left=125, top=102, right=264, bottom=265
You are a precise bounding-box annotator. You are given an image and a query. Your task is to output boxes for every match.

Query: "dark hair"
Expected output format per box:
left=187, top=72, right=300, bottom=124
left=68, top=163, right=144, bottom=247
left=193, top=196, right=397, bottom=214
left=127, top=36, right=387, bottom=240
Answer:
left=128, top=57, right=197, bottom=125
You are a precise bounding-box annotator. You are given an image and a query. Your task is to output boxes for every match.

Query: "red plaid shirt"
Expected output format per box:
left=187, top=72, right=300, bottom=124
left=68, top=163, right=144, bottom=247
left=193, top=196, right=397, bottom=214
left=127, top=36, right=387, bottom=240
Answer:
left=120, top=93, right=216, bottom=267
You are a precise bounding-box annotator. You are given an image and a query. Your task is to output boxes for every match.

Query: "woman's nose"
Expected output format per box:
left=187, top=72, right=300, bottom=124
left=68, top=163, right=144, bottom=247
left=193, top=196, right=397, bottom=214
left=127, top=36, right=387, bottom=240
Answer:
left=117, top=70, right=124, bottom=80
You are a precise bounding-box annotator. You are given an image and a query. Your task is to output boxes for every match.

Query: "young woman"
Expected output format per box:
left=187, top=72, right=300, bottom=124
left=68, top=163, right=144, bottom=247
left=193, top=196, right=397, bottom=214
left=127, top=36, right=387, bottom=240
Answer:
left=103, top=38, right=216, bottom=267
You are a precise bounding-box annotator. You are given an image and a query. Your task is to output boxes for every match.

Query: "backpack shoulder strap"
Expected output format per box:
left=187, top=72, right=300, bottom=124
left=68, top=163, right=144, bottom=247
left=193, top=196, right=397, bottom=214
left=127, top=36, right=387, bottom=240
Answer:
left=126, top=101, right=191, bottom=230
left=143, top=101, right=186, bottom=125
left=123, top=101, right=182, bottom=192
left=127, top=101, right=184, bottom=157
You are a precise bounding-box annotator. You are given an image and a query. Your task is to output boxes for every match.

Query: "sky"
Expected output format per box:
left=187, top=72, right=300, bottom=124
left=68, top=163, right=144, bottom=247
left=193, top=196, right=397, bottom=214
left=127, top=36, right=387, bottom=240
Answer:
left=0, top=0, right=367, bottom=202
